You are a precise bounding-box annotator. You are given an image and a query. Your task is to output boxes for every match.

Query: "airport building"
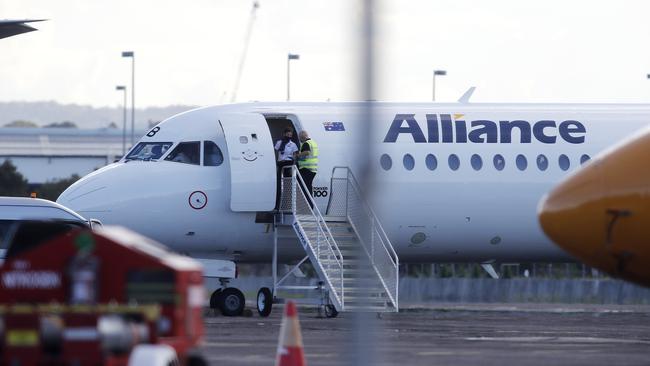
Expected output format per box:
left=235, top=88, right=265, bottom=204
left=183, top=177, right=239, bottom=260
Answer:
left=0, top=127, right=140, bottom=184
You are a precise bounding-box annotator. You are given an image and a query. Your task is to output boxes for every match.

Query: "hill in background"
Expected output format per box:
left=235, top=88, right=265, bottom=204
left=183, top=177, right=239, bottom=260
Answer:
left=0, top=101, right=198, bottom=129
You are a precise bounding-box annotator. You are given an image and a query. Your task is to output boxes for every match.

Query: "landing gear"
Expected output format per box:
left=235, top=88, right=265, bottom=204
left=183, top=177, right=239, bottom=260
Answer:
left=257, top=287, right=273, bottom=317
left=209, top=287, right=245, bottom=316
left=209, top=289, right=222, bottom=309
left=219, top=288, right=245, bottom=316
left=324, top=304, right=338, bottom=318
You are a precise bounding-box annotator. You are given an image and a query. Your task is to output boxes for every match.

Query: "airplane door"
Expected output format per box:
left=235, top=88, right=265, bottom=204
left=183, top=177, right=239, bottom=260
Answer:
left=219, top=113, right=276, bottom=212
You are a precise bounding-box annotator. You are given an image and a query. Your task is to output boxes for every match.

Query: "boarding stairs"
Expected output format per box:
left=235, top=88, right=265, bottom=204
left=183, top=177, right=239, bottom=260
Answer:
left=276, top=166, right=398, bottom=313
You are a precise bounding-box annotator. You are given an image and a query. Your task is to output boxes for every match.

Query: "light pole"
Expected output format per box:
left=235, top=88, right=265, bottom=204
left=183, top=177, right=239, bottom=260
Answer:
left=432, top=69, right=447, bottom=101
left=115, top=85, right=127, bottom=156
left=121, top=51, right=135, bottom=145
left=287, top=53, right=300, bottom=101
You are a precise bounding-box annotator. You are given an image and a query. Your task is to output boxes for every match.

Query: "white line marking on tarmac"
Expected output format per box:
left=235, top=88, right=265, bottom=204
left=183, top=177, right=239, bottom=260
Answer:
left=417, top=351, right=481, bottom=356
left=465, top=337, right=650, bottom=344
left=203, top=342, right=255, bottom=347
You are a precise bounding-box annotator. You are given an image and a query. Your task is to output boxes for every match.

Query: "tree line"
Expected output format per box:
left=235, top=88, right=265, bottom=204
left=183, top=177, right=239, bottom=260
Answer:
left=3, top=120, right=120, bottom=129
left=0, top=160, right=79, bottom=201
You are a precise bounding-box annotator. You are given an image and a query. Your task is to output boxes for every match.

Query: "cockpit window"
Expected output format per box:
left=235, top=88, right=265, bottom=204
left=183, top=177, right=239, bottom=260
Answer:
left=125, top=142, right=172, bottom=161
left=164, top=141, right=200, bottom=165
left=204, top=141, right=224, bottom=166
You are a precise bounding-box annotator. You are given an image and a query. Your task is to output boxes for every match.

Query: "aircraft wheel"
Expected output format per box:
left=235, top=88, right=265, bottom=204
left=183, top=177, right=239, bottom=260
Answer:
left=209, top=289, right=222, bottom=309
left=219, top=288, right=245, bottom=316
left=187, top=352, right=208, bottom=366
left=324, top=304, right=339, bottom=318
left=257, top=287, right=273, bottom=317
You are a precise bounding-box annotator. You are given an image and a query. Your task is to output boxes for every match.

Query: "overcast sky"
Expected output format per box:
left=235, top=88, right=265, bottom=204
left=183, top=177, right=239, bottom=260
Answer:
left=2, top=0, right=650, bottom=108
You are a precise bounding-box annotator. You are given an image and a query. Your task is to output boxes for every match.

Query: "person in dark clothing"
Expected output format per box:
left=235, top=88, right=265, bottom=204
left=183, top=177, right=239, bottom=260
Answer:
left=274, top=128, right=298, bottom=210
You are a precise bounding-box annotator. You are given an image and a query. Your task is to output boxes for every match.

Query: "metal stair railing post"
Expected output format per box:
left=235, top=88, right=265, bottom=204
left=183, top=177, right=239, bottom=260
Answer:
left=371, top=222, right=374, bottom=265
left=285, top=165, right=345, bottom=309
left=330, top=166, right=399, bottom=310
left=291, top=167, right=297, bottom=213
left=345, top=170, right=349, bottom=217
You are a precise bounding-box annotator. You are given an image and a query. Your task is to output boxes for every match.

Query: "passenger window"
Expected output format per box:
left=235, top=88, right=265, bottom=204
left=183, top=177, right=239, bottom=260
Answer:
left=516, top=154, right=527, bottom=171
left=380, top=154, right=392, bottom=171
left=403, top=154, right=415, bottom=171
left=164, top=142, right=200, bottom=165
left=470, top=154, right=482, bottom=171
left=448, top=154, right=460, bottom=171
left=493, top=154, right=505, bottom=171
left=425, top=154, right=437, bottom=171
left=580, top=154, right=591, bottom=165
left=203, top=141, right=224, bottom=166
left=559, top=154, right=570, bottom=171
left=537, top=154, right=548, bottom=171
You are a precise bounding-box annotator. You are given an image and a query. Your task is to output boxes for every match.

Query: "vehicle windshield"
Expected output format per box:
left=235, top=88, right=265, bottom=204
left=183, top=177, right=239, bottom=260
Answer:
left=125, top=142, right=173, bottom=161
left=0, top=220, right=12, bottom=250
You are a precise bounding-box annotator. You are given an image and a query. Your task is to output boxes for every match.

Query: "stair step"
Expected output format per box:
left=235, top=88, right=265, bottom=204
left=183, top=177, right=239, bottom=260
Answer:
left=343, top=287, right=386, bottom=294
left=336, top=241, right=362, bottom=245
left=343, top=294, right=386, bottom=299
left=343, top=271, right=377, bottom=278
left=343, top=284, right=386, bottom=290
left=343, top=301, right=389, bottom=308
left=342, top=265, right=376, bottom=271
left=323, top=248, right=361, bottom=254
left=300, top=223, right=352, bottom=230
left=320, top=263, right=375, bottom=271
left=344, top=297, right=389, bottom=303
left=321, top=221, right=352, bottom=227
left=343, top=277, right=382, bottom=283
left=304, top=231, right=356, bottom=239
left=343, top=305, right=396, bottom=312
left=317, top=257, right=371, bottom=264
left=323, top=215, right=347, bottom=222
left=343, top=296, right=387, bottom=301
left=319, top=258, right=368, bottom=264
left=335, top=244, right=362, bottom=249
left=342, top=273, right=380, bottom=278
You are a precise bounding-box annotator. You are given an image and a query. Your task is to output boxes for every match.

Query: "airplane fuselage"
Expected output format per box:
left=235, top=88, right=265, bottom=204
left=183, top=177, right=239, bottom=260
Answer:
left=57, top=102, right=650, bottom=263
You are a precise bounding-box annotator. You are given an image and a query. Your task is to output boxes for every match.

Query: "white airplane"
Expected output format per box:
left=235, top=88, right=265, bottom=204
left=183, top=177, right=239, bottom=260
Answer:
left=57, top=100, right=650, bottom=316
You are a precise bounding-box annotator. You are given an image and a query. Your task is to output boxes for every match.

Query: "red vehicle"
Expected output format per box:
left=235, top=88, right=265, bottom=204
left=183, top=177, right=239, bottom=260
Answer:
left=0, top=221, right=207, bottom=365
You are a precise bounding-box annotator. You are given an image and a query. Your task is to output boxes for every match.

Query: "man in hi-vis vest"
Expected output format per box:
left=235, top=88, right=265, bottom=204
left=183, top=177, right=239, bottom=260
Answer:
left=296, top=130, right=318, bottom=206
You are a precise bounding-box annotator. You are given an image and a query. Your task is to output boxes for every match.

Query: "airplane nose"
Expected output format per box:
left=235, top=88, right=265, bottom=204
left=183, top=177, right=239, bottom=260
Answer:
left=538, top=158, right=607, bottom=265
left=539, top=129, right=650, bottom=285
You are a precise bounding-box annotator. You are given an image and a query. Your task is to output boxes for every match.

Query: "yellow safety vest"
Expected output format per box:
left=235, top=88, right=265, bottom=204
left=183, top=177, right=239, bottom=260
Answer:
left=298, top=139, right=319, bottom=172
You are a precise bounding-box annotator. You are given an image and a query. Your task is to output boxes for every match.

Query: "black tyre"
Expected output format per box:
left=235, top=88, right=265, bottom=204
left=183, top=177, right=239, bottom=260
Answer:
left=257, top=287, right=273, bottom=317
left=187, top=353, right=208, bottom=366
left=219, top=287, right=245, bottom=316
left=209, top=288, right=222, bottom=309
left=324, top=304, right=339, bottom=318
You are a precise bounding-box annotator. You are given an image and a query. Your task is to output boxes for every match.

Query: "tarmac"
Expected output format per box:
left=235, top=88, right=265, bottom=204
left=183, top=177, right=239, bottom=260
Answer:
left=201, top=303, right=650, bottom=366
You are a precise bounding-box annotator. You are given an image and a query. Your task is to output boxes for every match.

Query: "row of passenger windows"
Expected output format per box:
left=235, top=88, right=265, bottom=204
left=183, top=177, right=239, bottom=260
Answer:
left=126, top=141, right=224, bottom=166
left=380, top=153, right=591, bottom=172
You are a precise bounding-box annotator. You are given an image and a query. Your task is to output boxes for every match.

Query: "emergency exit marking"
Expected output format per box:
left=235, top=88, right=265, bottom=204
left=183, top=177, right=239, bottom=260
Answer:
left=189, top=191, right=208, bottom=210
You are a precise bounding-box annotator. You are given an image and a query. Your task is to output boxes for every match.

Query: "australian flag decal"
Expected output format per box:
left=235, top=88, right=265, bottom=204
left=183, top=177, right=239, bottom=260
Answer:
left=323, top=121, right=345, bottom=131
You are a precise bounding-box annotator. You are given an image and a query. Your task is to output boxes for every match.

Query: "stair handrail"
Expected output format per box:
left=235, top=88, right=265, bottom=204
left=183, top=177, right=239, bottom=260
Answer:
left=330, top=167, right=398, bottom=263
left=283, top=165, right=345, bottom=308
left=331, top=166, right=399, bottom=310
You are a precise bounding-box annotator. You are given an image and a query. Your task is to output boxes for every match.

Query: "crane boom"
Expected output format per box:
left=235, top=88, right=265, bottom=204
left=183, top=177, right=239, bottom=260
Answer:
left=230, top=1, right=259, bottom=103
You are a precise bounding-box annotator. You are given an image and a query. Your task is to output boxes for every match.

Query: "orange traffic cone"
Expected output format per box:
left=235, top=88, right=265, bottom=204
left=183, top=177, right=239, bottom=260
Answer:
left=275, top=301, right=306, bottom=366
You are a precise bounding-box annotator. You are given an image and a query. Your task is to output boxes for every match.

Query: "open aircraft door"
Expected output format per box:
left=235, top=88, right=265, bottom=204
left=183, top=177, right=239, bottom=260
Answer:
left=219, top=113, right=276, bottom=212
